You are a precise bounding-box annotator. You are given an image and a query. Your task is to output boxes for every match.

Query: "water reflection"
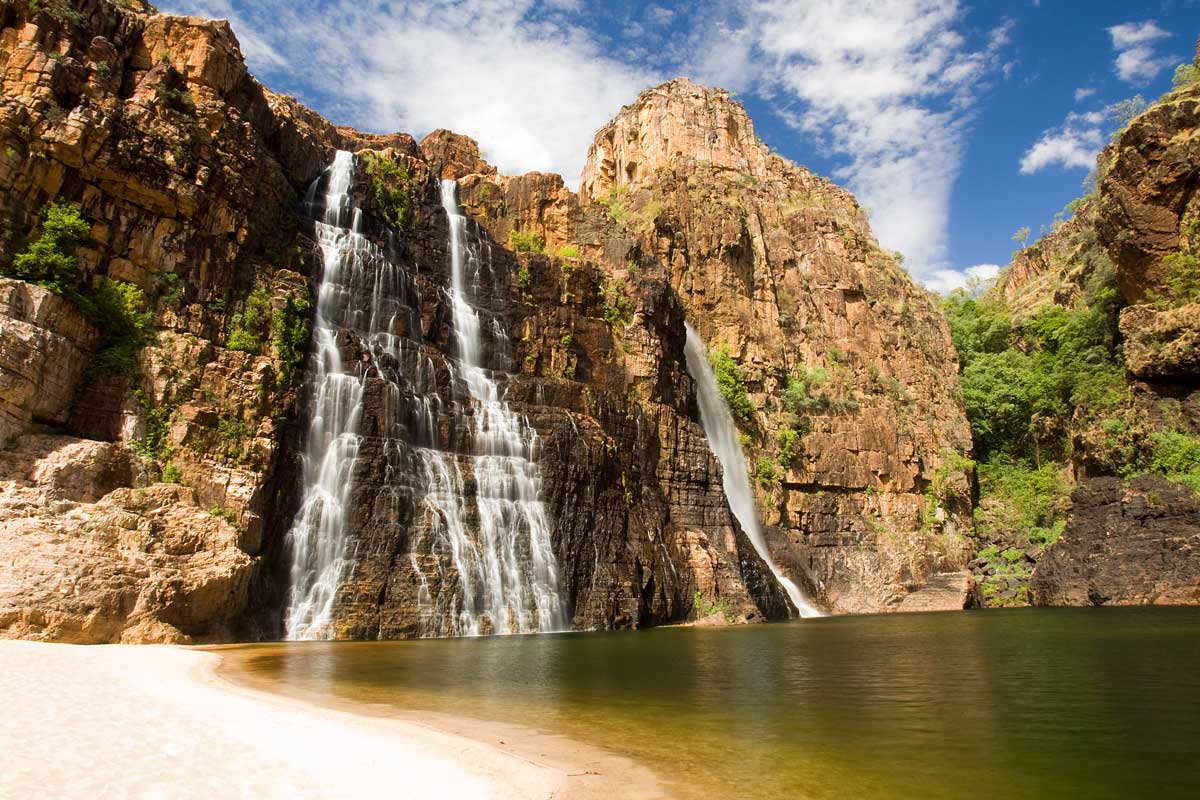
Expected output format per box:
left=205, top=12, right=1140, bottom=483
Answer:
left=227, top=608, right=1200, bottom=800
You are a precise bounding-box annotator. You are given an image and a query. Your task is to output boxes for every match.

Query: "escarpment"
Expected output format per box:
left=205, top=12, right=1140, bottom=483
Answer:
left=973, top=61, right=1200, bottom=609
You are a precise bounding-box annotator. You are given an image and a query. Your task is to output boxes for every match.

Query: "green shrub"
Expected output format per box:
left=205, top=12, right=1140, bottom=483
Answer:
left=271, top=291, right=311, bottom=383
left=362, top=153, right=416, bottom=229
left=509, top=229, right=543, bottom=253
left=601, top=185, right=630, bottom=222
left=557, top=245, right=580, bottom=258
left=784, top=367, right=829, bottom=415
left=600, top=277, right=634, bottom=328
left=1151, top=252, right=1200, bottom=308
left=976, top=458, right=1070, bottom=547
left=7, top=201, right=90, bottom=294
left=708, top=344, right=755, bottom=426
left=693, top=590, right=729, bottom=621
left=1172, top=63, right=1200, bottom=90
left=207, top=505, right=241, bottom=529
left=1148, top=431, right=1200, bottom=492
left=83, top=278, right=153, bottom=376
left=161, top=462, right=183, bottom=484
left=227, top=287, right=271, bottom=352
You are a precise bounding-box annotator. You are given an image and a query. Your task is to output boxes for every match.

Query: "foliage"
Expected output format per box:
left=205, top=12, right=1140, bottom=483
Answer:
left=227, top=287, right=271, bottom=352
left=7, top=201, right=90, bottom=294
left=1150, top=252, right=1200, bottom=309
left=556, top=245, right=580, bottom=258
left=947, top=267, right=1124, bottom=462
left=784, top=366, right=829, bottom=415
left=161, top=462, right=183, bottom=484
left=600, top=277, right=634, bottom=328
left=207, top=505, right=241, bottom=529
left=777, top=426, right=801, bottom=465
left=975, top=458, right=1070, bottom=548
left=755, top=456, right=780, bottom=489
left=973, top=544, right=1033, bottom=607
left=1147, top=432, right=1200, bottom=493
left=29, top=0, right=82, bottom=24
left=708, top=344, right=755, bottom=427
left=271, top=292, right=312, bottom=383
left=82, top=279, right=154, bottom=376
left=601, top=185, right=630, bottom=222
left=509, top=229, right=543, bottom=253
left=692, top=590, right=729, bottom=621
left=1172, top=63, right=1200, bottom=90
left=362, top=153, right=416, bottom=229
left=1011, top=227, right=1030, bottom=248
left=1107, top=95, right=1147, bottom=140
left=131, top=393, right=175, bottom=461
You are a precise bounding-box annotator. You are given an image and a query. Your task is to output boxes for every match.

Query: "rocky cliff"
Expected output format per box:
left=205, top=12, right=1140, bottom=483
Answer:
left=0, top=1, right=983, bottom=643
left=976, top=60, right=1200, bottom=608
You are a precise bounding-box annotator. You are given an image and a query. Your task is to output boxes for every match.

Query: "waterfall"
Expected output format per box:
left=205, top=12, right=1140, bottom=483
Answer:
left=434, top=179, right=565, bottom=636
left=682, top=323, right=821, bottom=618
left=281, top=152, right=565, bottom=640
left=283, top=150, right=363, bottom=640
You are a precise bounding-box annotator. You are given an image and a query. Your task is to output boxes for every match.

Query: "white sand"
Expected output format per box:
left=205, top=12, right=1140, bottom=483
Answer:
left=0, top=641, right=566, bottom=799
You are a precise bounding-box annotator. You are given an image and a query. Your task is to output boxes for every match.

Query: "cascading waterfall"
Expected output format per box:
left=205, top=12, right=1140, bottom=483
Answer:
left=284, top=150, right=363, bottom=640
left=433, top=179, right=565, bottom=636
left=682, top=323, right=821, bottom=618
left=282, top=151, right=565, bottom=640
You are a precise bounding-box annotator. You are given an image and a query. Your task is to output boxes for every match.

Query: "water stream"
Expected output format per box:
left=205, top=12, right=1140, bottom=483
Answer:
left=682, top=323, right=820, bottom=617
left=281, top=153, right=565, bottom=640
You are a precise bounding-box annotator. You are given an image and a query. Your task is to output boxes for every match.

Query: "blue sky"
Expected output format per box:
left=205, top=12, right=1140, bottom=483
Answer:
left=161, top=1, right=1199, bottom=292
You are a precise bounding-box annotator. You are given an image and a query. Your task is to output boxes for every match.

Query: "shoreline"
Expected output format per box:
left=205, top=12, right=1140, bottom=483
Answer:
left=0, top=640, right=665, bottom=800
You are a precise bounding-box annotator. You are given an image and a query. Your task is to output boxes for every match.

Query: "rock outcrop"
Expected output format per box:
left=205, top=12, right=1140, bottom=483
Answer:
left=574, top=78, right=976, bottom=614
left=992, top=62, right=1200, bottom=608
left=1031, top=476, right=1200, bottom=606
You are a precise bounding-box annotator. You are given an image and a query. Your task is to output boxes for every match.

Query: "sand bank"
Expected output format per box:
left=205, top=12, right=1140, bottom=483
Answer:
left=0, top=641, right=575, bottom=799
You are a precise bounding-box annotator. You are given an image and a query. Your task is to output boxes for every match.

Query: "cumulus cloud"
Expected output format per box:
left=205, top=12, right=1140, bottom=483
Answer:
left=1019, top=110, right=1105, bottom=174
left=159, top=0, right=655, bottom=186
left=1074, top=86, right=1097, bottom=103
left=689, top=1, right=1008, bottom=282
left=924, top=263, right=1001, bottom=295
left=1108, top=21, right=1175, bottom=83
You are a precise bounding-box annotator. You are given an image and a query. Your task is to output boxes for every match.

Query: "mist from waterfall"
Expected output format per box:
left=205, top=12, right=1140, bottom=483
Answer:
left=682, top=323, right=821, bottom=618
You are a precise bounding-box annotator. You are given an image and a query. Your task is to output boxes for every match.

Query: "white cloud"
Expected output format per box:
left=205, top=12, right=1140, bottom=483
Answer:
left=1108, top=21, right=1175, bottom=83
left=1019, top=110, right=1105, bottom=174
left=159, top=1, right=655, bottom=187
left=1108, top=21, right=1169, bottom=51
left=690, top=1, right=1008, bottom=283
left=923, top=263, right=1001, bottom=295
left=1074, top=86, right=1097, bottom=102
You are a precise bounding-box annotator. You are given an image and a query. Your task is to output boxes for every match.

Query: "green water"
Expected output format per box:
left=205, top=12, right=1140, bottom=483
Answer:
left=227, top=608, right=1200, bottom=799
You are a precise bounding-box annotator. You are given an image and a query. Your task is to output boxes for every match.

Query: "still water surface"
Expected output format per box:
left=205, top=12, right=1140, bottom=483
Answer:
left=226, top=608, right=1200, bottom=799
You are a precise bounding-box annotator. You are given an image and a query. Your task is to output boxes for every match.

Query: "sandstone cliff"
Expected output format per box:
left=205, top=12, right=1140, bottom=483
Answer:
left=980, top=63, right=1200, bottom=608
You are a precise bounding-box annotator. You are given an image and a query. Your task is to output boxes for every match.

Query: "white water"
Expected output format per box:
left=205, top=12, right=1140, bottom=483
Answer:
left=284, top=157, right=565, bottom=639
left=682, top=323, right=821, bottom=618
left=284, top=150, right=363, bottom=640
left=434, top=179, right=565, bottom=636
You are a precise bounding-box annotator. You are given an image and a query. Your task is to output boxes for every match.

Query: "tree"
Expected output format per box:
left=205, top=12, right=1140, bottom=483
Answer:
left=1012, top=227, right=1030, bottom=249
left=1107, top=95, right=1147, bottom=130
left=8, top=201, right=90, bottom=294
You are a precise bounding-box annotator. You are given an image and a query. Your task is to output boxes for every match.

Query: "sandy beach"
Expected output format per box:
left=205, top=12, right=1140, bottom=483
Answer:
left=0, top=641, right=595, bottom=799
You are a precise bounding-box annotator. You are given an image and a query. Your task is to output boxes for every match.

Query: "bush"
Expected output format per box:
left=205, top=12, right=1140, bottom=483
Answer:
left=784, top=366, right=829, bottom=415
left=161, top=462, right=183, bottom=484
left=1151, top=252, right=1200, bottom=308
left=362, top=153, right=416, bottom=229
left=1148, top=431, right=1200, bottom=492
left=600, top=277, right=633, bottom=328
left=708, top=344, right=755, bottom=426
left=976, top=458, right=1070, bottom=547
left=271, top=292, right=311, bottom=383
left=82, top=278, right=153, bottom=376
left=227, top=287, right=271, bottom=352
left=1173, top=63, right=1200, bottom=90
left=7, top=201, right=90, bottom=294
left=556, top=245, right=580, bottom=258
left=601, top=185, right=630, bottom=222
left=509, top=230, right=543, bottom=253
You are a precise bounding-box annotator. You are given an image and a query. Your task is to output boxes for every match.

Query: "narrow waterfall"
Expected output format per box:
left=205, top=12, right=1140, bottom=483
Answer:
left=682, top=323, right=821, bottom=618
left=282, top=152, right=565, bottom=640
left=434, top=179, right=565, bottom=636
left=284, top=150, right=362, bottom=640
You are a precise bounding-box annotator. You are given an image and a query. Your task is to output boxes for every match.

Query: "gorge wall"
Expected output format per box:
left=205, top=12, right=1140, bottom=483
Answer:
left=972, top=62, right=1200, bottom=608
left=7, top=0, right=1188, bottom=644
